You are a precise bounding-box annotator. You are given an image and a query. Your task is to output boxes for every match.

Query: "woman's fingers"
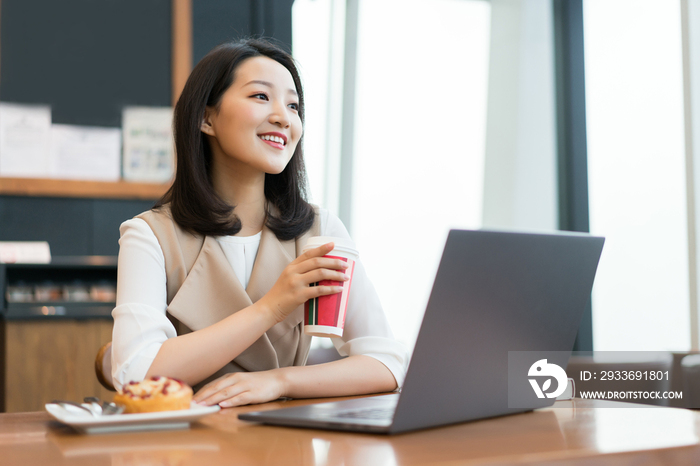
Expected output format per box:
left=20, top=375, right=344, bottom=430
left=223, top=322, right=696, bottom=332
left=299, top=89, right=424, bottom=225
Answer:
left=303, top=267, right=350, bottom=286
left=202, top=385, right=246, bottom=407
left=193, top=375, right=232, bottom=403
left=307, top=284, right=345, bottom=299
left=194, top=371, right=285, bottom=408
left=296, top=257, right=350, bottom=275
left=294, top=242, right=335, bottom=264
left=293, top=246, right=351, bottom=300
left=293, top=254, right=350, bottom=281
left=294, top=243, right=347, bottom=267
left=195, top=374, right=246, bottom=406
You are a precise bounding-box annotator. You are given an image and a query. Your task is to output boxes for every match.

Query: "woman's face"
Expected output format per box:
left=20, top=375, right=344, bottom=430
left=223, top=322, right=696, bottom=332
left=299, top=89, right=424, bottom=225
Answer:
left=202, top=56, right=302, bottom=176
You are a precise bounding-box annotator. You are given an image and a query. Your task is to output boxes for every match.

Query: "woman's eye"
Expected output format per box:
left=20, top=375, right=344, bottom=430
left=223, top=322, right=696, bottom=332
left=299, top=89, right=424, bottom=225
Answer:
left=252, top=93, right=268, bottom=100
left=288, top=103, right=299, bottom=111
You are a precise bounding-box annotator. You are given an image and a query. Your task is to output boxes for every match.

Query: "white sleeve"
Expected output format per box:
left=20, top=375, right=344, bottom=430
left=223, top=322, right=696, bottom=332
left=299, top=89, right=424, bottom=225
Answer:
left=319, top=209, right=410, bottom=388
left=111, top=217, right=176, bottom=392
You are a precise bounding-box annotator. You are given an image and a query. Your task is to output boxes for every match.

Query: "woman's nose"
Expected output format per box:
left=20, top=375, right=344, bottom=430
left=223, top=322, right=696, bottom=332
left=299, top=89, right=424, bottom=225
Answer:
left=269, top=102, right=290, bottom=128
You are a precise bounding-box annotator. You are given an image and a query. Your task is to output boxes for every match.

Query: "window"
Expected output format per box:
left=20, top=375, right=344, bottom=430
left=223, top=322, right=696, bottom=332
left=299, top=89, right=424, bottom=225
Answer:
left=292, top=0, right=346, bottom=210
left=584, top=0, right=690, bottom=350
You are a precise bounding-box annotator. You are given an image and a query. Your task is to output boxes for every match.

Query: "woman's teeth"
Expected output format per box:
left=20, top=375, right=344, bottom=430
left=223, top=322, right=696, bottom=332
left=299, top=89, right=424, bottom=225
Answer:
left=260, top=135, right=285, bottom=145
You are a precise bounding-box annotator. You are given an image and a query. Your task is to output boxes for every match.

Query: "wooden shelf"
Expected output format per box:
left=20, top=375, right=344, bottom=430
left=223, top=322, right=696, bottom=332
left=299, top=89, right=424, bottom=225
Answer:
left=0, top=177, right=170, bottom=200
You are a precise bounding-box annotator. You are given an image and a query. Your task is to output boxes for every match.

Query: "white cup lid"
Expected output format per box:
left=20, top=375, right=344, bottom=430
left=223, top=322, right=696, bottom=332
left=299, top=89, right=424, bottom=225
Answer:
left=302, top=236, right=358, bottom=259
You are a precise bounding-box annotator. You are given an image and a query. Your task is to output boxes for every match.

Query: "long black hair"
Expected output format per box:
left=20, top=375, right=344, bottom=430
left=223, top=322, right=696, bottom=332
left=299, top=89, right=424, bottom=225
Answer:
left=155, top=38, right=315, bottom=241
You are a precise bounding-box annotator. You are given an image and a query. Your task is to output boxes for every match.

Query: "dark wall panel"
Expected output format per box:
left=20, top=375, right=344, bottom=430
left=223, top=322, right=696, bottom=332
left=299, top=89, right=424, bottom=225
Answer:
left=0, top=197, right=156, bottom=257
left=264, top=0, right=295, bottom=51
left=0, top=197, right=93, bottom=256
left=193, top=0, right=254, bottom=64
left=92, top=199, right=155, bottom=256
left=0, top=0, right=171, bottom=127
left=192, top=0, right=294, bottom=65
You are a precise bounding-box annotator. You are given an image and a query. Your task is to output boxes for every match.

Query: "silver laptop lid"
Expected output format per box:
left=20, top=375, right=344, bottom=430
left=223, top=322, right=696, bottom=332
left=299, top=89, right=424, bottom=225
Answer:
left=389, top=229, right=604, bottom=433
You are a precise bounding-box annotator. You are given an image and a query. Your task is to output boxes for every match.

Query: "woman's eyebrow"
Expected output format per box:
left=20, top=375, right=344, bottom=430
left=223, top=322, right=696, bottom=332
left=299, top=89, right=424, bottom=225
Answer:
left=244, top=80, right=298, bottom=96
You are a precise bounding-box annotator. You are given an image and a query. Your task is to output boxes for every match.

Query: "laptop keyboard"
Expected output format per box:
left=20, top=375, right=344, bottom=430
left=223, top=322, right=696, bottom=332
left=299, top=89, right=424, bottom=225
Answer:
left=335, top=407, right=395, bottom=420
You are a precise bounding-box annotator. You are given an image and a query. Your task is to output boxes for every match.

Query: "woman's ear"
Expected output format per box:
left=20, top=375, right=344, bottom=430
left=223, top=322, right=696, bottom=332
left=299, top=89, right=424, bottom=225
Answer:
left=201, top=107, right=215, bottom=136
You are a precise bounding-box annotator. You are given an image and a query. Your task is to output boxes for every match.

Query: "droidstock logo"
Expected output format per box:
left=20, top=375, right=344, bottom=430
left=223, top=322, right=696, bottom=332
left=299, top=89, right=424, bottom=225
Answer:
left=528, top=359, right=568, bottom=399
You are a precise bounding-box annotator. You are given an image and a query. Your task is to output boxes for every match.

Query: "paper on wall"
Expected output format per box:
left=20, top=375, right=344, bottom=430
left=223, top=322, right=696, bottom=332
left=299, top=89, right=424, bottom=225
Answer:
left=50, top=124, right=121, bottom=181
left=0, top=103, right=52, bottom=177
left=0, top=241, right=51, bottom=264
left=122, top=106, right=174, bottom=182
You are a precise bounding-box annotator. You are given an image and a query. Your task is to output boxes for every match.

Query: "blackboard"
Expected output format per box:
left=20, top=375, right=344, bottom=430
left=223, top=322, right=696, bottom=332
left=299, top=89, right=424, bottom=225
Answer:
left=0, top=0, right=171, bottom=128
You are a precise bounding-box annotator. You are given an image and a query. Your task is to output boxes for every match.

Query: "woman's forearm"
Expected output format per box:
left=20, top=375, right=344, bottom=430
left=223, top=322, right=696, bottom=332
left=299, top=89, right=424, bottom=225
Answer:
left=278, top=355, right=398, bottom=399
left=145, top=302, right=277, bottom=386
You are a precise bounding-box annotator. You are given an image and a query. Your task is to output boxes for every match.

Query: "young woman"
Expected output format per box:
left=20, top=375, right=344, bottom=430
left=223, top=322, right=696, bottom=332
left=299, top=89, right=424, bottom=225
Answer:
left=112, top=38, right=408, bottom=408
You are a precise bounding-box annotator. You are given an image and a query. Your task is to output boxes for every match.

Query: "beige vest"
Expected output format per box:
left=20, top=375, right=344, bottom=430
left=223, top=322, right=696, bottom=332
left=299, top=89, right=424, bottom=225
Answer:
left=137, top=205, right=319, bottom=387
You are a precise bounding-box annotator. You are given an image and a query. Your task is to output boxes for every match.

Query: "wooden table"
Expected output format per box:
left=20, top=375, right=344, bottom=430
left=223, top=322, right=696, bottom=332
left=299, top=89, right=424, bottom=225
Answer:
left=2, top=397, right=700, bottom=465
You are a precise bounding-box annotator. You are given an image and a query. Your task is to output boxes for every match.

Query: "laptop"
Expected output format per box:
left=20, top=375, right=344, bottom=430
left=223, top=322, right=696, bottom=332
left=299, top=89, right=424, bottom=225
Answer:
left=239, top=229, right=605, bottom=434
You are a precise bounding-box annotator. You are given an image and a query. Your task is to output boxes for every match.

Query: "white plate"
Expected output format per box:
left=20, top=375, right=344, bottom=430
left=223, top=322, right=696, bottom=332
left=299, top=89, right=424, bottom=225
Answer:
left=45, top=401, right=220, bottom=434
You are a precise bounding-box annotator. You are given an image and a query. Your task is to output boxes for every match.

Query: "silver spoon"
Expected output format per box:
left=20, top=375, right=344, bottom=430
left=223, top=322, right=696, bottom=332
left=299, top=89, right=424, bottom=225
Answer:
left=50, top=400, right=100, bottom=417
left=83, top=396, right=104, bottom=415
left=84, top=396, right=125, bottom=415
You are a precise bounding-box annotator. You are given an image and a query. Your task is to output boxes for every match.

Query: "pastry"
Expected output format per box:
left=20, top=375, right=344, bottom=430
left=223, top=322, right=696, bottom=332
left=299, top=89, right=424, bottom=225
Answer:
left=113, top=376, right=193, bottom=413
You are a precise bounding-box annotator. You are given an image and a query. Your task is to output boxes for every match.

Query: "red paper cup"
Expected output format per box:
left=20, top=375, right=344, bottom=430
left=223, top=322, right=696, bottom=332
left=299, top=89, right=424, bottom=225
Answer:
left=303, top=236, right=358, bottom=338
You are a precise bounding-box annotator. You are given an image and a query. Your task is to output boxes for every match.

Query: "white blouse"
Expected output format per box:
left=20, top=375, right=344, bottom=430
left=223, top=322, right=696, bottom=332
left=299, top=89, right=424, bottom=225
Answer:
left=111, top=208, right=409, bottom=392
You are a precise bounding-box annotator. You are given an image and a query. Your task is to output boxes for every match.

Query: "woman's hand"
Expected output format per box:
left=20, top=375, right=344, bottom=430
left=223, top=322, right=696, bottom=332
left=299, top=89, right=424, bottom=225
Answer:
left=258, top=242, right=350, bottom=323
left=194, top=370, right=287, bottom=408
left=194, top=356, right=398, bottom=408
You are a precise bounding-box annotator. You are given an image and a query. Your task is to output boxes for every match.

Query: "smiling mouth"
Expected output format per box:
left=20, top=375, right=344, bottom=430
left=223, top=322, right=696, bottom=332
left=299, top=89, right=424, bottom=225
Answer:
left=259, top=134, right=287, bottom=146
